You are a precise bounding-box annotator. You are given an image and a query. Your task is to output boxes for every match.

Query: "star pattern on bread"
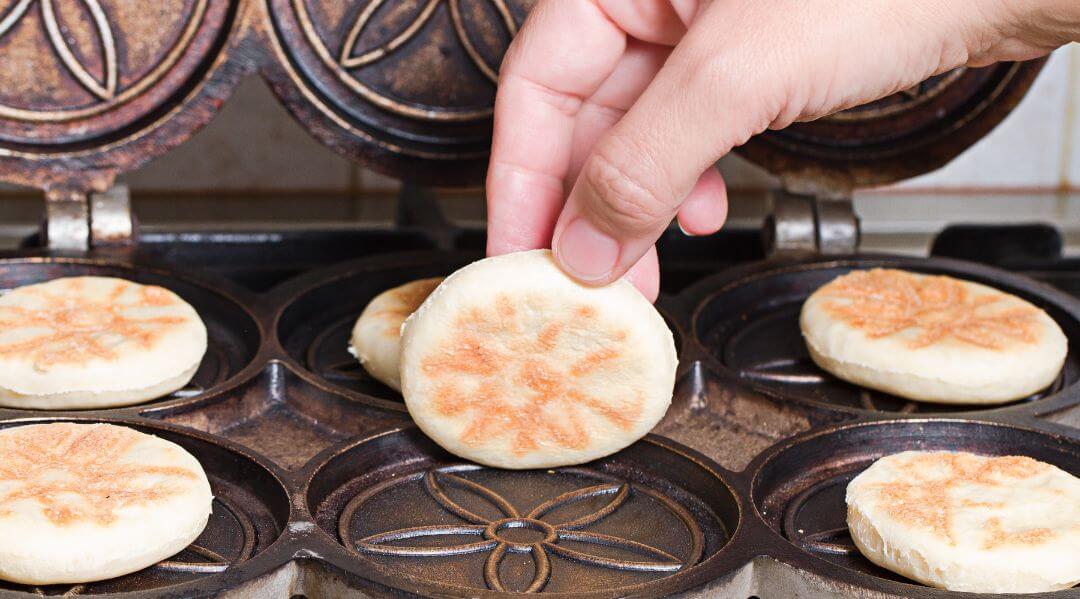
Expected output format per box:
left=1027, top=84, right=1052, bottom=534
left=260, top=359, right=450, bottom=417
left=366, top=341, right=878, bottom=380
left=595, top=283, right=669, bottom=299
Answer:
left=867, top=452, right=1056, bottom=548
left=421, top=295, right=642, bottom=456
left=0, top=424, right=197, bottom=526
left=0, top=278, right=188, bottom=370
left=822, top=269, right=1039, bottom=349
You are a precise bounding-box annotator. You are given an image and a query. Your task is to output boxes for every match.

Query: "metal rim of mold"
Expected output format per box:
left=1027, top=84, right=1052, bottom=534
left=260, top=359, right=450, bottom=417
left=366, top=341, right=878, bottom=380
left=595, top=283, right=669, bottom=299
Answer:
left=682, top=253, right=1080, bottom=420
left=0, top=255, right=269, bottom=419
left=746, top=417, right=1080, bottom=597
left=0, top=415, right=293, bottom=597
left=299, top=426, right=749, bottom=598
left=0, top=248, right=1074, bottom=597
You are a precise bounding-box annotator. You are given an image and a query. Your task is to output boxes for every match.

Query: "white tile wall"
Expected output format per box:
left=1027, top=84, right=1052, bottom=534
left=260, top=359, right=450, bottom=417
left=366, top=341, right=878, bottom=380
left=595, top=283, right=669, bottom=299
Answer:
left=896, top=45, right=1077, bottom=191
left=853, top=193, right=1072, bottom=233
left=1068, top=45, right=1080, bottom=186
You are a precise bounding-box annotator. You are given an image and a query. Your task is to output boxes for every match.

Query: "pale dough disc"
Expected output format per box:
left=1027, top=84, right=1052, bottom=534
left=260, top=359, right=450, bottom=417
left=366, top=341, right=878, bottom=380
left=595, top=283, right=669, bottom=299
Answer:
left=349, top=277, right=444, bottom=392
left=400, top=249, right=677, bottom=469
left=0, top=277, right=208, bottom=409
left=846, top=450, right=1080, bottom=593
left=800, top=269, right=1067, bottom=404
left=0, top=423, right=214, bottom=585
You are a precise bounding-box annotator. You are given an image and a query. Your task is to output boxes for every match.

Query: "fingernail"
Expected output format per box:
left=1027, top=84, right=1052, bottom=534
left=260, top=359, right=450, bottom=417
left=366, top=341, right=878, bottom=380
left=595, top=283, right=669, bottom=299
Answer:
left=555, top=218, right=620, bottom=282
left=677, top=221, right=697, bottom=237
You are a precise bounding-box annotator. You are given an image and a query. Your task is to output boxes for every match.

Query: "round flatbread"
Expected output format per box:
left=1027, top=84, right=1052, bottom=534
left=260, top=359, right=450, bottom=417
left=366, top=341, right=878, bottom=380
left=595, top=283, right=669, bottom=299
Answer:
left=846, top=450, right=1080, bottom=593
left=0, top=277, right=207, bottom=409
left=800, top=269, right=1067, bottom=404
left=0, top=423, right=214, bottom=585
left=400, top=249, right=677, bottom=469
left=350, top=277, right=444, bottom=391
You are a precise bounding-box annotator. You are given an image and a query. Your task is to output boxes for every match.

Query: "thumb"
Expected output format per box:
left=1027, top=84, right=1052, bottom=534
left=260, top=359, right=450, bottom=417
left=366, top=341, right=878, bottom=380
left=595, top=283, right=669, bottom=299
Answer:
left=553, top=157, right=727, bottom=286
left=550, top=32, right=753, bottom=285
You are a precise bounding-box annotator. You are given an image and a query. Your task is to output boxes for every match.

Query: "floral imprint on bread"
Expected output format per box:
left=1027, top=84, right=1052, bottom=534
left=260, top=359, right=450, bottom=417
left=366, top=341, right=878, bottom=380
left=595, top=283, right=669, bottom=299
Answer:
left=0, top=423, right=197, bottom=526
left=0, top=278, right=189, bottom=371
left=866, top=452, right=1057, bottom=548
left=421, top=295, right=643, bottom=456
left=822, top=269, right=1039, bottom=350
left=342, top=466, right=703, bottom=593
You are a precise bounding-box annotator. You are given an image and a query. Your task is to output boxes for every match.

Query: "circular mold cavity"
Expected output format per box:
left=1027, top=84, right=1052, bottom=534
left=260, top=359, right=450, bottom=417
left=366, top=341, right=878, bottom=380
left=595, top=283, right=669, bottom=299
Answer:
left=0, top=259, right=261, bottom=411
left=693, top=256, right=1080, bottom=415
left=307, top=428, right=740, bottom=596
left=0, top=419, right=290, bottom=595
left=276, top=253, right=475, bottom=407
left=751, top=419, right=1080, bottom=593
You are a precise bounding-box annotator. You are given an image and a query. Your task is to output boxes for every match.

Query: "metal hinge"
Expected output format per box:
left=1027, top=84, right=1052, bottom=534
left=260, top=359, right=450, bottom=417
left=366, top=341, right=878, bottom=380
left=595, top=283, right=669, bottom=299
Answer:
left=43, top=184, right=135, bottom=251
left=763, top=189, right=860, bottom=257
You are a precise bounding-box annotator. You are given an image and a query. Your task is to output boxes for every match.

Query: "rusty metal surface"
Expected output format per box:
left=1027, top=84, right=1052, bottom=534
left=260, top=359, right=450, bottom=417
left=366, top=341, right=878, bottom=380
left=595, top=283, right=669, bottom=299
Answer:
left=683, top=254, right=1080, bottom=418
left=312, top=429, right=736, bottom=595
left=0, top=0, right=1050, bottom=193
left=88, top=184, right=135, bottom=247
left=0, top=0, right=247, bottom=192
left=749, top=419, right=1080, bottom=598
left=258, top=0, right=534, bottom=185
left=0, top=416, right=289, bottom=598
left=0, top=0, right=535, bottom=192
left=43, top=188, right=90, bottom=250
left=0, top=241, right=1074, bottom=597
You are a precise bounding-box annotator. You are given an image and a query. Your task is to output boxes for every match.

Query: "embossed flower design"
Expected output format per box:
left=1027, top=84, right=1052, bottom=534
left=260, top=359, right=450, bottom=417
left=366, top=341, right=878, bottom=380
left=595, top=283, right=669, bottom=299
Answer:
left=0, top=0, right=207, bottom=119
left=340, top=0, right=518, bottom=83
left=342, top=467, right=703, bottom=593
left=0, top=0, right=116, bottom=99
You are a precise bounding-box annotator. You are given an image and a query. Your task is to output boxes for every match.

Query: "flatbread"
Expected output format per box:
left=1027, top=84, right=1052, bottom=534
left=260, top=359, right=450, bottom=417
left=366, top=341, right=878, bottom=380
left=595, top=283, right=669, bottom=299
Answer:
left=0, top=423, right=214, bottom=585
left=349, top=277, right=444, bottom=391
left=400, top=249, right=677, bottom=469
left=0, top=277, right=208, bottom=409
left=846, top=450, right=1080, bottom=593
left=800, top=269, right=1067, bottom=403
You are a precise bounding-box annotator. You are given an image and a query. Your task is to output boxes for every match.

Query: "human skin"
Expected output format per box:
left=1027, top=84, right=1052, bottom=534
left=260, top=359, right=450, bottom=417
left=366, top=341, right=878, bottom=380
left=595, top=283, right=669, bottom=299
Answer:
left=485, top=0, right=1080, bottom=300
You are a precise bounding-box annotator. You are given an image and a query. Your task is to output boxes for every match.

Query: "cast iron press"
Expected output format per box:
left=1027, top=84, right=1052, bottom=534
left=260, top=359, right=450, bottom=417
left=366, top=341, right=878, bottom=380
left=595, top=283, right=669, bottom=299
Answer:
left=0, top=244, right=1075, bottom=598
left=0, top=0, right=1075, bottom=596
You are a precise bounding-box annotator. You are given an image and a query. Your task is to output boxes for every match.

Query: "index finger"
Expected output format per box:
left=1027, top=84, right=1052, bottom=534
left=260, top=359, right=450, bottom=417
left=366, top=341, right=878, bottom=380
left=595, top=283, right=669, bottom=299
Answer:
left=485, top=0, right=626, bottom=256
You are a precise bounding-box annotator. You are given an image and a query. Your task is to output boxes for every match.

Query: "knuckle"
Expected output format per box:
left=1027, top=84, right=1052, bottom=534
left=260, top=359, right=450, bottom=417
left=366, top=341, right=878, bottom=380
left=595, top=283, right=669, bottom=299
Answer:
left=677, top=47, right=787, bottom=143
left=582, top=145, right=676, bottom=235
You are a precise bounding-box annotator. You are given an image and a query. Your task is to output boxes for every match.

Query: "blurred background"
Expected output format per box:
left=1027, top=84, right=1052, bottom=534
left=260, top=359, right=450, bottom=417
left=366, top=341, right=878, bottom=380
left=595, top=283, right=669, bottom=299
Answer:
left=1, top=43, right=1076, bottom=255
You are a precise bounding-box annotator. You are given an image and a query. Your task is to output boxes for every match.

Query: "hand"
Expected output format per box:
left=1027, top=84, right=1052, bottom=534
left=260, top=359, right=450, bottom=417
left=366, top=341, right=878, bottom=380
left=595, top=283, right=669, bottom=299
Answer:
left=484, top=0, right=1079, bottom=300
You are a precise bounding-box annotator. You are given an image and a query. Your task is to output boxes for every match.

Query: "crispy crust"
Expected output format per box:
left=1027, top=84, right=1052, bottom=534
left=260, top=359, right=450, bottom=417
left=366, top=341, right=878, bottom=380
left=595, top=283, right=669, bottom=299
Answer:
left=400, top=250, right=677, bottom=469
left=801, top=269, right=1067, bottom=403
left=0, top=277, right=207, bottom=399
left=846, top=450, right=1080, bottom=593
left=0, top=423, right=213, bottom=584
left=350, top=277, right=444, bottom=391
